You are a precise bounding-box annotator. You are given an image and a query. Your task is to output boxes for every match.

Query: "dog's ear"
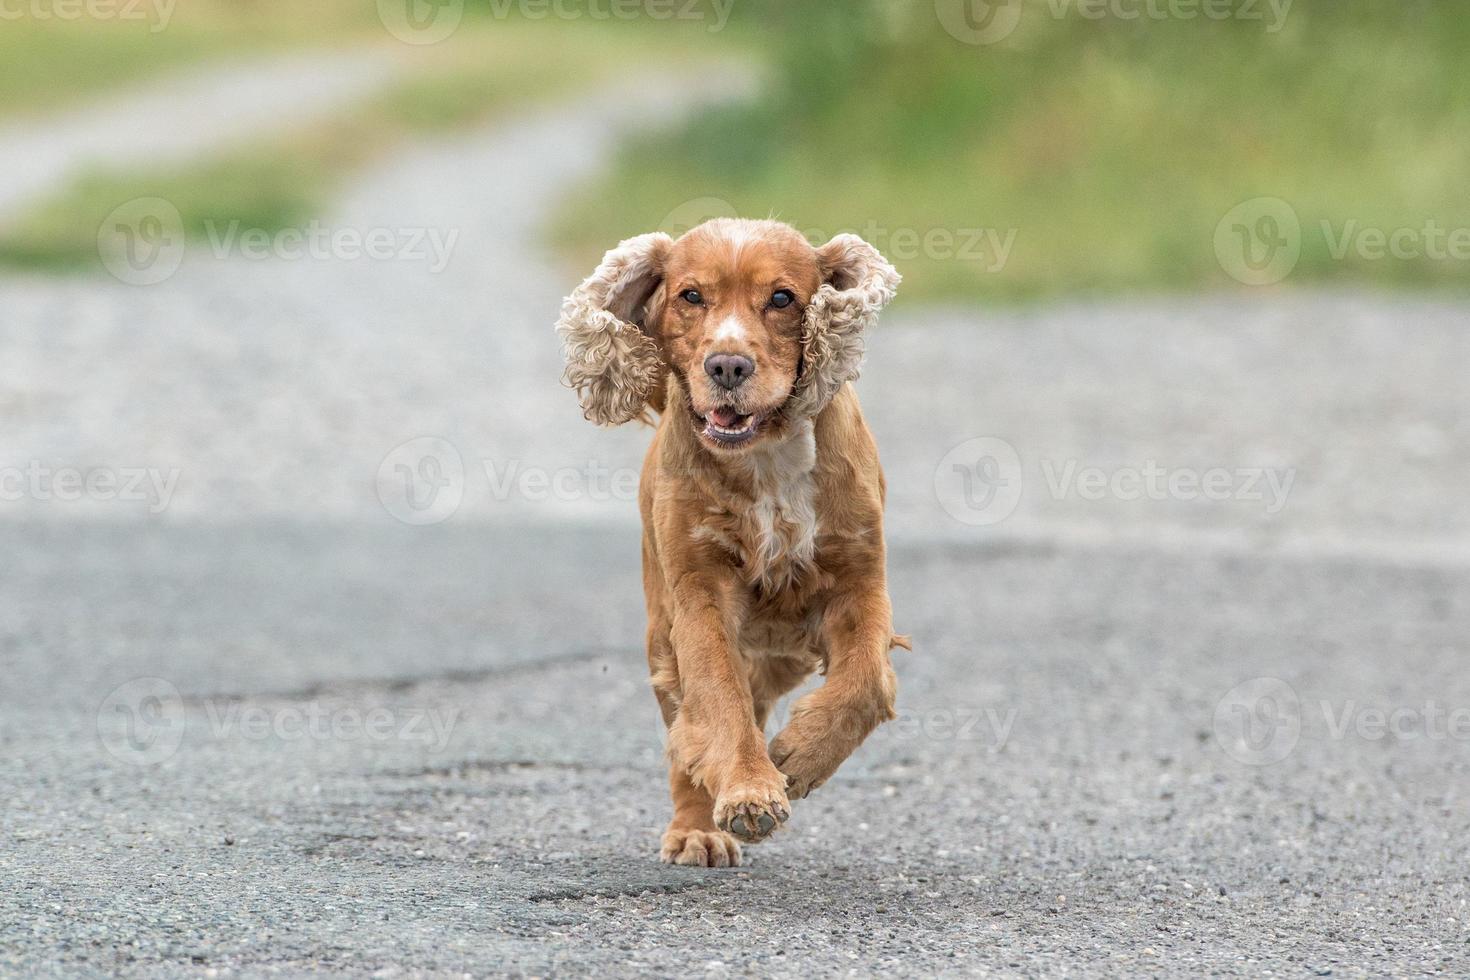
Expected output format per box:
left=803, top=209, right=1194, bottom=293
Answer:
left=787, top=234, right=901, bottom=419
left=556, top=232, right=672, bottom=426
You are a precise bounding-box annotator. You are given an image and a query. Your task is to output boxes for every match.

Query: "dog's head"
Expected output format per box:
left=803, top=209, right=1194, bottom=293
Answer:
left=557, top=218, right=899, bottom=454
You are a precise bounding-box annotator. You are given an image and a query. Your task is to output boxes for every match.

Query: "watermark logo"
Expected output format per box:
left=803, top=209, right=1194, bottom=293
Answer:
left=98, top=677, right=186, bottom=765
left=938, top=0, right=1293, bottom=44
left=934, top=436, right=1024, bottom=526
left=807, top=220, right=1016, bottom=272
left=377, top=0, right=464, bottom=43
left=0, top=0, right=177, bottom=32
left=1216, top=198, right=1470, bottom=285
left=1042, top=460, right=1294, bottom=514
left=201, top=701, right=460, bottom=750
left=485, top=458, right=640, bottom=502
left=97, top=197, right=185, bottom=286
left=1213, top=676, right=1301, bottom=766
left=1320, top=218, right=1470, bottom=264
left=97, top=677, right=461, bottom=765
left=377, top=437, right=465, bottom=525
left=1214, top=196, right=1301, bottom=285
left=660, top=200, right=1018, bottom=273
left=1214, top=677, right=1470, bottom=766
left=488, top=0, right=735, bottom=31
left=935, top=0, right=1025, bottom=45
left=659, top=197, right=739, bottom=239
left=0, top=462, right=180, bottom=513
left=881, top=705, right=1017, bottom=748
left=933, top=440, right=1297, bottom=526
left=204, top=220, right=458, bottom=272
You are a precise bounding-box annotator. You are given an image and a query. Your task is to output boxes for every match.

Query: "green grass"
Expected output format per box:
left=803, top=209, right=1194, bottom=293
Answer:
left=0, top=1, right=384, bottom=121
left=549, top=0, right=1470, bottom=301
left=10, top=1, right=1470, bottom=300
left=0, top=22, right=700, bottom=272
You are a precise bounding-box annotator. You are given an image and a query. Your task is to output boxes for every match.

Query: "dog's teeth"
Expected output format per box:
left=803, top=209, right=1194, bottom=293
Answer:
left=709, top=419, right=753, bottom=435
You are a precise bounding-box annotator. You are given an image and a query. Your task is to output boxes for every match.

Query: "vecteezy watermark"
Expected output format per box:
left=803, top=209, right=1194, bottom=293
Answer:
left=377, top=437, right=465, bottom=525
left=97, top=197, right=186, bottom=286
left=659, top=198, right=1017, bottom=273
left=204, top=220, right=459, bottom=273
left=485, top=459, right=640, bottom=503
left=933, top=437, right=1295, bottom=526
left=376, top=438, right=652, bottom=524
left=98, top=677, right=187, bottom=766
left=1040, top=459, right=1294, bottom=515
left=936, top=0, right=1293, bottom=46
left=377, top=0, right=734, bottom=42
left=0, top=0, right=177, bottom=32
left=1215, top=196, right=1470, bottom=286
left=377, top=0, right=464, bottom=44
left=809, top=221, right=1017, bottom=273
left=1318, top=219, right=1470, bottom=264
left=0, top=462, right=180, bottom=513
left=490, top=0, right=734, bottom=30
left=880, top=705, right=1017, bottom=748
left=97, top=198, right=460, bottom=284
left=97, top=677, right=461, bottom=765
left=1214, top=197, right=1301, bottom=285
left=754, top=698, right=1019, bottom=751
left=200, top=701, right=460, bottom=752
left=1214, top=676, right=1470, bottom=766
left=934, top=436, right=1025, bottom=526
left=1212, top=676, right=1301, bottom=765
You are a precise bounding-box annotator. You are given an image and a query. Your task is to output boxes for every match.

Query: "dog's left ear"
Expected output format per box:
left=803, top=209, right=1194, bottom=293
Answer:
left=556, top=232, right=672, bottom=426
left=787, top=234, right=901, bottom=419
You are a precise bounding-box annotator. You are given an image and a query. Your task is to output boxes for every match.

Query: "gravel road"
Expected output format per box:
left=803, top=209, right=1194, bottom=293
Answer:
left=1, top=64, right=1467, bottom=978
left=0, top=48, right=404, bottom=223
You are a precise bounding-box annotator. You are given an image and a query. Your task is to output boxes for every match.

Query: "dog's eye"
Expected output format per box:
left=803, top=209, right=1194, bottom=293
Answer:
left=770, top=289, right=795, bottom=309
left=679, top=289, right=703, bottom=306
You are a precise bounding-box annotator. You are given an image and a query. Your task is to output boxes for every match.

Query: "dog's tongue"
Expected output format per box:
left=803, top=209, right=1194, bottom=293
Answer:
left=709, top=407, right=742, bottom=428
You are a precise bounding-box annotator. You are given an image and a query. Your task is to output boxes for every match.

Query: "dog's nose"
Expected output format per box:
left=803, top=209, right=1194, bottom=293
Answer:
left=704, top=353, right=755, bottom=390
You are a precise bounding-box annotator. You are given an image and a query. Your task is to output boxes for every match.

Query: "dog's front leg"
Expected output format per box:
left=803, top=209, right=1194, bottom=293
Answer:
left=666, top=569, right=790, bottom=842
left=769, top=576, right=899, bottom=799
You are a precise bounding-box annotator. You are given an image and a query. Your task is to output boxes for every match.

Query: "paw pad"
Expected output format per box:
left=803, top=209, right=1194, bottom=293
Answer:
left=716, top=799, right=790, bottom=842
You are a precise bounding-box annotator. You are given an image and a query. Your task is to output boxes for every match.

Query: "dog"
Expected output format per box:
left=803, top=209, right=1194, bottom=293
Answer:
left=556, top=218, right=906, bottom=867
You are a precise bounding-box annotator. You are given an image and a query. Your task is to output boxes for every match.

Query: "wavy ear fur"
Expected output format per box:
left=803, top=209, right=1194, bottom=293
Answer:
left=786, top=234, right=901, bottom=420
left=556, top=232, right=671, bottom=426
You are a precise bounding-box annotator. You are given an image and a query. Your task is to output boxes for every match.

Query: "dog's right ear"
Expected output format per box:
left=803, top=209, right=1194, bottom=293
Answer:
left=556, top=232, right=672, bottom=426
left=786, top=234, right=901, bottom=420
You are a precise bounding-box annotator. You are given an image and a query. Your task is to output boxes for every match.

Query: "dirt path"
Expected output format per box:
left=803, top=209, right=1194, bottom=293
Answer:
left=0, top=47, right=403, bottom=223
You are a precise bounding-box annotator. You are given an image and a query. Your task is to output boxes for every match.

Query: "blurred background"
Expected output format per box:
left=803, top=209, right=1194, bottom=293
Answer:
left=5, top=2, right=1470, bottom=295
left=3, top=1, right=1468, bottom=974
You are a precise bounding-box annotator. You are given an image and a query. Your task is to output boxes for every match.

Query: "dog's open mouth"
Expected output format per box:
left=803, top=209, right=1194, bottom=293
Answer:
left=701, top=406, right=761, bottom=446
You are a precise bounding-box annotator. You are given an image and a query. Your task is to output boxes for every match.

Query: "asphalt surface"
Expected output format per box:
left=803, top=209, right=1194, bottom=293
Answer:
left=4, top=523, right=1468, bottom=976
left=2, top=64, right=1468, bottom=978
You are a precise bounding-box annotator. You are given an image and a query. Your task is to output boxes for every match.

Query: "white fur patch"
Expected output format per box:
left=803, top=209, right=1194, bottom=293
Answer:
left=691, top=523, right=739, bottom=556
left=742, top=419, right=818, bottom=589
left=712, top=316, right=747, bottom=344
left=719, top=221, right=752, bottom=254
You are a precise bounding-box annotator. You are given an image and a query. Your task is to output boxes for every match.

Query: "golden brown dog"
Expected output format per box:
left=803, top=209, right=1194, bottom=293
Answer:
left=556, top=218, right=905, bottom=867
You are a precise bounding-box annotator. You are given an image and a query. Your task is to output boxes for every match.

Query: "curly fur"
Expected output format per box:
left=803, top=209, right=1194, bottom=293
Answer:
left=556, top=232, right=671, bottom=426
left=786, top=235, right=901, bottom=420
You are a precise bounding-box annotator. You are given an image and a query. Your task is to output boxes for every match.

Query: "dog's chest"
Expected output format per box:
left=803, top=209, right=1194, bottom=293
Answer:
left=700, top=421, right=820, bottom=594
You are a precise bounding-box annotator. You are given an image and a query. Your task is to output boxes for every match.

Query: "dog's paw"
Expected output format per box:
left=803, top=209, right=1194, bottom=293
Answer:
left=769, top=717, right=847, bottom=800
left=771, top=682, right=894, bottom=799
left=712, top=776, right=790, bottom=843
left=660, top=826, right=742, bottom=868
